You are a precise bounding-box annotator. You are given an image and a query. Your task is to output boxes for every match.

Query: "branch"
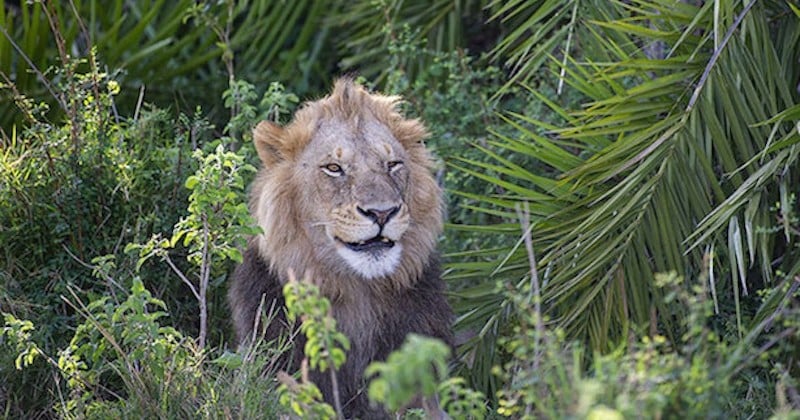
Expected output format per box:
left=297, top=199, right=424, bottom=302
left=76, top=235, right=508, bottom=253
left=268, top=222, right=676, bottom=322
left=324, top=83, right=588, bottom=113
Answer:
left=61, top=244, right=124, bottom=298
left=515, top=202, right=544, bottom=370
left=0, top=25, right=65, bottom=111
left=164, top=254, right=201, bottom=302
left=198, top=215, right=211, bottom=350
left=329, top=367, right=344, bottom=420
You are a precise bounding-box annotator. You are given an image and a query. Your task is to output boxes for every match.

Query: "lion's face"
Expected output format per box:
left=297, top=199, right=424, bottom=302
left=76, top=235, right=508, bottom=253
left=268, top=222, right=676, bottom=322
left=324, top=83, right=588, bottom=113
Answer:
left=296, top=117, right=413, bottom=279
left=250, top=79, right=442, bottom=290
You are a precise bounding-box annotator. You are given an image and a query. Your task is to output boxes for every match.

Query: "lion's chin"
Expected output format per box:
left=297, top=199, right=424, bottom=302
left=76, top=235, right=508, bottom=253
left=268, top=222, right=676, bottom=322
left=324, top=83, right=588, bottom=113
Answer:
left=334, top=241, right=403, bottom=279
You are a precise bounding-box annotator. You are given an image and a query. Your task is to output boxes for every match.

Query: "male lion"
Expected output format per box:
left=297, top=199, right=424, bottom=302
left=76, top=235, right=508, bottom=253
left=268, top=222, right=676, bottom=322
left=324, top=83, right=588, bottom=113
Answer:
left=228, top=78, right=453, bottom=418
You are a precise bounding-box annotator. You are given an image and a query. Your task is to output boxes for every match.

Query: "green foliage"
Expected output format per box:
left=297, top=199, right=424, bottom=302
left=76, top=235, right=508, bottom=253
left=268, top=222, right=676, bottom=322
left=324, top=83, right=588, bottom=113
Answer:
left=0, top=0, right=220, bottom=128
left=1, top=314, right=41, bottom=370
left=221, top=79, right=299, bottom=143
left=331, top=0, right=500, bottom=82
left=489, top=0, right=581, bottom=91
left=277, top=370, right=337, bottom=420
left=438, top=377, right=488, bottom=420
left=2, top=277, right=284, bottom=419
left=0, top=42, right=200, bottom=368
left=126, top=141, right=259, bottom=349
left=366, top=334, right=450, bottom=411
left=3, top=0, right=800, bottom=418
left=283, top=276, right=350, bottom=373
left=366, top=334, right=487, bottom=418
left=0, top=0, right=335, bottom=130
left=278, top=275, right=345, bottom=418
left=493, top=269, right=800, bottom=419
left=259, top=81, right=300, bottom=123
left=173, top=144, right=259, bottom=267
left=54, top=277, right=202, bottom=418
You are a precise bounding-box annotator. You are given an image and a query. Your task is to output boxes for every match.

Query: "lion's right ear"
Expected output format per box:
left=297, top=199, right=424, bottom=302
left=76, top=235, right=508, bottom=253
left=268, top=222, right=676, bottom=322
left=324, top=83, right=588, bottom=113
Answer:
left=253, top=121, right=285, bottom=165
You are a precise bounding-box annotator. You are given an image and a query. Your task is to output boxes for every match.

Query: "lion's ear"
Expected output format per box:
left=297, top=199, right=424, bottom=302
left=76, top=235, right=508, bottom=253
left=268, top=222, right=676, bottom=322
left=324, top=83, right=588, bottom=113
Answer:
left=253, top=121, right=284, bottom=165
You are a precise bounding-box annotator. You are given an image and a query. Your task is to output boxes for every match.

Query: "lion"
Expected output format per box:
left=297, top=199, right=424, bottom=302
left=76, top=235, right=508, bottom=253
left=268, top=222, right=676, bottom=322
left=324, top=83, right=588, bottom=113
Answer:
left=228, top=78, right=453, bottom=419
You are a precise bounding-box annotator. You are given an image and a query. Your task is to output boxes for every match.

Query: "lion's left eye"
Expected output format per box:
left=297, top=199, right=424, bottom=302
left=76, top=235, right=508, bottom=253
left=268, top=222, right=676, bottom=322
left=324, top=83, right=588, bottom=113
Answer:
left=322, top=163, right=344, bottom=177
left=387, top=160, right=404, bottom=172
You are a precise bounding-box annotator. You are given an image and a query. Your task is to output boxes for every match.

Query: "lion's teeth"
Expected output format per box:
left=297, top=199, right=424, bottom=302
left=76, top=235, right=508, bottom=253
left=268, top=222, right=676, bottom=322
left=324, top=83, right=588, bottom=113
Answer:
left=381, top=238, right=389, bottom=243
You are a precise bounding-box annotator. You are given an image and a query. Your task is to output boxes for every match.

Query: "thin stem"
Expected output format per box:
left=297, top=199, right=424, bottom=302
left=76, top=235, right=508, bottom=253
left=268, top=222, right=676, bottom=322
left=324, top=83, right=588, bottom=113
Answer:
left=516, top=202, right=543, bottom=370
left=199, top=215, right=210, bottom=350
left=329, top=367, right=344, bottom=420
left=60, top=244, right=124, bottom=300
left=0, top=28, right=64, bottom=111
left=42, top=0, right=80, bottom=150
left=164, top=254, right=201, bottom=302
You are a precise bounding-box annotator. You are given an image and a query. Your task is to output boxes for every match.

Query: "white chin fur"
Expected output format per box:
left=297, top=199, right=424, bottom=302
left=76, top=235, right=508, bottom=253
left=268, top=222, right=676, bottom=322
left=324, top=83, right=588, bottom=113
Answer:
left=336, top=244, right=403, bottom=279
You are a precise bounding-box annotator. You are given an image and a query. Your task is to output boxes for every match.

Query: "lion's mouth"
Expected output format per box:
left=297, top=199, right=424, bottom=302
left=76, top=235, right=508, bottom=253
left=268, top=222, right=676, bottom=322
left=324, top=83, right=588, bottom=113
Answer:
left=337, top=236, right=395, bottom=252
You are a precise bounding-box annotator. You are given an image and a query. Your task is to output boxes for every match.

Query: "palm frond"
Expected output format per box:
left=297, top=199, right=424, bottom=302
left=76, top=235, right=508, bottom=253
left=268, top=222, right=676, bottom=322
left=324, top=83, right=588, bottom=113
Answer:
left=452, top=0, right=800, bottom=376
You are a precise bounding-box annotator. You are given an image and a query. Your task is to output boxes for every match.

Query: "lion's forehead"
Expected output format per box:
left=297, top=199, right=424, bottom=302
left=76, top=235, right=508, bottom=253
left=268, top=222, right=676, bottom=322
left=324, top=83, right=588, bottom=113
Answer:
left=308, top=117, right=405, bottom=162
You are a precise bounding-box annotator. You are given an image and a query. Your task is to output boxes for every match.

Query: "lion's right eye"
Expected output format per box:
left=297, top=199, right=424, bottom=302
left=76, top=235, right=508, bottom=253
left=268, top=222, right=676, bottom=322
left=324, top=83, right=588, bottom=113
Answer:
left=387, top=160, right=404, bottom=172
left=321, top=163, right=344, bottom=177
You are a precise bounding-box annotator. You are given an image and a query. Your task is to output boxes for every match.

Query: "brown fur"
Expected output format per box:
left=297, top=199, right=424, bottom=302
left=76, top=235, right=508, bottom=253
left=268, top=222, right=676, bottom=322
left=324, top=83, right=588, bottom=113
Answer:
left=228, top=79, right=453, bottom=418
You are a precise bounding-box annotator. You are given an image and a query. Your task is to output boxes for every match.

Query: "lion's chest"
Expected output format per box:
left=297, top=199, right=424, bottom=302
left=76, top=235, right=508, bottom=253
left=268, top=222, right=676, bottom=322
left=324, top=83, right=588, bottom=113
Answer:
left=331, top=297, right=380, bottom=348
left=328, top=293, right=386, bottom=379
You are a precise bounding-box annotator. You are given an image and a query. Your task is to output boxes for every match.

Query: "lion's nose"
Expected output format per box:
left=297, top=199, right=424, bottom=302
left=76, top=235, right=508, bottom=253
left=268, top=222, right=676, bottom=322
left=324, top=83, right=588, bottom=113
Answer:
left=357, top=205, right=401, bottom=227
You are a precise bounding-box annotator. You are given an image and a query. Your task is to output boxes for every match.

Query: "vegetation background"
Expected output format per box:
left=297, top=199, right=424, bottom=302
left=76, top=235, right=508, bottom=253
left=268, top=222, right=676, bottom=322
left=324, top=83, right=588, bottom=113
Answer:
left=1, top=0, right=799, bottom=418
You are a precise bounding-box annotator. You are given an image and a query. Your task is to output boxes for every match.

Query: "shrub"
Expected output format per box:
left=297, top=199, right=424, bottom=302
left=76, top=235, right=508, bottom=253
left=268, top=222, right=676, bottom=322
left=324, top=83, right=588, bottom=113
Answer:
left=493, top=268, right=800, bottom=419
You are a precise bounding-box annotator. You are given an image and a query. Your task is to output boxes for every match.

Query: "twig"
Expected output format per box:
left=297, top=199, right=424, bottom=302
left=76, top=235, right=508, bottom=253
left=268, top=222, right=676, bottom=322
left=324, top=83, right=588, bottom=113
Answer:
left=164, top=254, right=201, bottom=302
left=42, top=0, right=80, bottom=149
left=60, top=244, right=124, bottom=299
left=198, top=215, right=211, bottom=350
left=60, top=287, right=146, bottom=403
left=67, top=0, right=103, bottom=132
left=133, top=85, right=146, bottom=123
left=731, top=327, right=796, bottom=377
left=686, top=0, right=758, bottom=112
left=0, top=26, right=65, bottom=111
left=249, top=293, right=268, bottom=350
left=0, top=71, right=41, bottom=125
left=329, top=366, right=344, bottom=420
left=515, top=202, right=544, bottom=370
left=728, top=275, right=800, bottom=376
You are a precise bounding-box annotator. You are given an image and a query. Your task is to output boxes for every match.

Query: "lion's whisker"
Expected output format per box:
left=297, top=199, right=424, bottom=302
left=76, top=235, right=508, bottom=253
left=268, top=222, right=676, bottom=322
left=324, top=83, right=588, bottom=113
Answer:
left=309, top=221, right=334, bottom=227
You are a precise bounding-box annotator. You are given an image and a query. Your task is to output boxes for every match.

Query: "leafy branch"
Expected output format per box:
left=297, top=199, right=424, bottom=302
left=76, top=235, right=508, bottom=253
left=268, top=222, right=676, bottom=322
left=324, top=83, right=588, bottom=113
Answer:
left=281, top=271, right=350, bottom=419
left=127, top=144, right=259, bottom=349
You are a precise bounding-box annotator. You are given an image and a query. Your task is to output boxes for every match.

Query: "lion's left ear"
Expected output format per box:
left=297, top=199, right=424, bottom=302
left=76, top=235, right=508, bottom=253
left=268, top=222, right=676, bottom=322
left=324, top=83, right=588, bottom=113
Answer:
left=253, top=120, right=285, bottom=166
left=392, top=117, right=429, bottom=148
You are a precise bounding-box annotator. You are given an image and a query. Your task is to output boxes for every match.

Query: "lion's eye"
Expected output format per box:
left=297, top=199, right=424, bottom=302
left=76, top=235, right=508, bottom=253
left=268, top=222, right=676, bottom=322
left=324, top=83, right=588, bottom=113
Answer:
left=322, top=163, right=344, bottom=177
left=387, top=160, right=404, bottom=172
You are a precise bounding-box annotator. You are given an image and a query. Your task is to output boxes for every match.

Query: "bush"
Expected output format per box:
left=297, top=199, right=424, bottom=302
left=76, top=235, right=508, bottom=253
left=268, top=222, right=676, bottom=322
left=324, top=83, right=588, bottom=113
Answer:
left=494, top=269, right=800, bottom=419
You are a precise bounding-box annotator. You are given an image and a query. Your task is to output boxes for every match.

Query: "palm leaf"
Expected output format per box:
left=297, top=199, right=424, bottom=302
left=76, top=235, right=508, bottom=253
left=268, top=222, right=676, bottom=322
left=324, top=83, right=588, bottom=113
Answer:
left=451, top=2, right=800, bottom=396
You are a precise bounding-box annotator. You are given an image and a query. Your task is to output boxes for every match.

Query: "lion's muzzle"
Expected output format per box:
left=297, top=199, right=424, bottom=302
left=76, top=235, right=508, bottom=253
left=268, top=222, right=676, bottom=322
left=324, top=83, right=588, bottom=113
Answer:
left=357, top=205, right=400, bottom=227
left=329, top=202, right=409, bottom=279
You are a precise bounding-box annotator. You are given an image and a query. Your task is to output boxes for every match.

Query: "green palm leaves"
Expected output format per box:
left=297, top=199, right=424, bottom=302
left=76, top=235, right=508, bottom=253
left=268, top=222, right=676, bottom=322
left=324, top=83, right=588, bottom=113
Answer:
left=452, top=0, right=800, bottom=364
